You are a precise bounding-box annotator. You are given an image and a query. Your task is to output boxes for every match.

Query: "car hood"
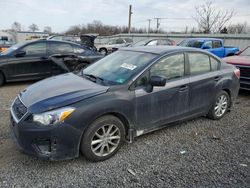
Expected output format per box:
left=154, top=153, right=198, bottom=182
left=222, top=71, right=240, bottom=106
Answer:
left=223, top=56, right=250, bottom=66
left=19, top=73, right=109, bottom=113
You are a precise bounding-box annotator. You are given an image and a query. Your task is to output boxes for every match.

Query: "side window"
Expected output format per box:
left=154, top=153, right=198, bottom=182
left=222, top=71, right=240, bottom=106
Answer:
left=189, top=53, right=210, bottom=75
left=203, top=41, right=212, bottom=49
left=210, top=57, right=219, bottom=71
left=50, top=43, right=73, bottom=54
left=213, top=40, right=222, bottom=48
left=135, top=71, right=149, bottom=88
left=158, top=40, right=171, bottom=46
left=21, top=42, right=46, bottom=56
left=151, top=53, right=185, bottom=80
left=116, top=38, right=124, bottom=44
left=147, top=40, right=157, bottom=46
left=72, top=45, right=85, bottom=54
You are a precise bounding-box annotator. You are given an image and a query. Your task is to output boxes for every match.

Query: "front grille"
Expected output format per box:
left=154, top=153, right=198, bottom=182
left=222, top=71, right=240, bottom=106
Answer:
left=12, top=97, right=27, bottom=120
left=237, top=66, right=250, bottom=78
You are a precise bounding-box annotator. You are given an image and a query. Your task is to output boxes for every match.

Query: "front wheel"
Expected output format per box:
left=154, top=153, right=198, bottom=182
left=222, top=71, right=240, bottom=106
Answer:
left=207, top=91, right=230, bottom=120
left=80, top=115, right=125, bottom=162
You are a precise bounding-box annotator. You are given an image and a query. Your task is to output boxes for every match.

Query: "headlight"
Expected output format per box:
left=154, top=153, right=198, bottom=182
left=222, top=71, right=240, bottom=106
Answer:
left=32, top=107, right=75, bottom=126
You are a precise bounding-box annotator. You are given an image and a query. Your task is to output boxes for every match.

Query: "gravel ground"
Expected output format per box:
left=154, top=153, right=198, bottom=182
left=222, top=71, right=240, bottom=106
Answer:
left=0, top=82, right=249, bottom=188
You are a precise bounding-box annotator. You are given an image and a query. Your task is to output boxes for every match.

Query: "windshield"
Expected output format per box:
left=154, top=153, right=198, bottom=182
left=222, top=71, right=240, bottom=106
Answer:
left=178, top=39, right=204, bottom=48
left=241, top=47, right=250, bottom=56
left=83, top=51, right=156, bottom=85
left=0, top=41, right=27, bottom=55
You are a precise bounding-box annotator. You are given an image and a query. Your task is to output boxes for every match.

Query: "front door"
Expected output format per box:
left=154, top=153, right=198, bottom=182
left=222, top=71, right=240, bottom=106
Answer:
left=134, top=53, right=189, bottom=131
left=7, top=42, right=51, bottom=80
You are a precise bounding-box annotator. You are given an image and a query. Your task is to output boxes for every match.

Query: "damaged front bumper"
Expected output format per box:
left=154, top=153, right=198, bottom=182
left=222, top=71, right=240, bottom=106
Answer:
left=9, top=114, right=82, bottom=161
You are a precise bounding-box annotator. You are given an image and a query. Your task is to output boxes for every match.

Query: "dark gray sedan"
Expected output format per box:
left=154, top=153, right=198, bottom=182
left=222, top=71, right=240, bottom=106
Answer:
left=10, top=46, right=240, bottom=161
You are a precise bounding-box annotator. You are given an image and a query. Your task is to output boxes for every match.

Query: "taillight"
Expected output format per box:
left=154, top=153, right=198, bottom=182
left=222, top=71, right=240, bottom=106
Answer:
left=234, top=69, right=240, bottom=78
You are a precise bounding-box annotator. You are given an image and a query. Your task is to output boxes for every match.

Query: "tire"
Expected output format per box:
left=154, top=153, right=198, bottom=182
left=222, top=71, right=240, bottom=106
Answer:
left=0, top=72, right=5, bottom=86
left=207, top=91, right=230, bottom=120
left=99, top=48, right=107, bottom=55
left=80, top=115, right=125, bottom=162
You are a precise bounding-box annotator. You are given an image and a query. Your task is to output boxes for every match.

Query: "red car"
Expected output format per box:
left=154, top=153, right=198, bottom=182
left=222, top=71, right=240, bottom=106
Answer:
left=223, top=46, right=250, bottom=90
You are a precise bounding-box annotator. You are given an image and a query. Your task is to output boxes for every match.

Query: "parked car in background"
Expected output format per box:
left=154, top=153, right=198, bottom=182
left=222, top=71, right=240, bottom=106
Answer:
left=0, top=40, right=14, bottom=52
left=223, top=46, right=250, bottom=90
left=10, top=46, right=239, bottom=162
left=0, top=39, right=103, bottom=86
left=112, top=38, right=176, bottom=52
left=178, top=38, right=239, bottom=58
left=48, top=34, right=98, bottom=51
left=96, top=38, right=133, bottom=55
left=132, top=38, right=176, bottom=47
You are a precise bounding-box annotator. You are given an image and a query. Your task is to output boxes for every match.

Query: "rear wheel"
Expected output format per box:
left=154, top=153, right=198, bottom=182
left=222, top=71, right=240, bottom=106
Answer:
left=80, top=115, right=125, bottom=162
left=0, top=72, right=5, bottom=86
left=207, top=91, right=230, bottom=120
left=99, top=48, right=107, bottom=55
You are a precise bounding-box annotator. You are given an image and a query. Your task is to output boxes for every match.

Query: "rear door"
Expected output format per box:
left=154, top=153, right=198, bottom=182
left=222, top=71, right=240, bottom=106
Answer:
left=48, top=41, right=75, bottom=75
left=134, top=53, right=190, bottom=131
left=6, top=41, right=51, bottom=80
left=187, top=52, right=221, bottom=115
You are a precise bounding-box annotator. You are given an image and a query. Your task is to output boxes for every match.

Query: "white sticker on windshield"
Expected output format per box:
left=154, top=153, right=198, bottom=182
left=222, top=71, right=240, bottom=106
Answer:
left=120, top=63, right=137, bottom=70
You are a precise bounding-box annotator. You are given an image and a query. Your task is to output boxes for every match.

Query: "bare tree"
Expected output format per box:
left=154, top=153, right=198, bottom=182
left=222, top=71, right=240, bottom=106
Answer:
left=43, top=26, right=52, bottom=34
left=193, top=1, right=234, bottom=33
left=228, top=22, right=247, bottom=34
left=29, top=23, right=39, bottom=32
left=11, top=21, right=22, bottom=32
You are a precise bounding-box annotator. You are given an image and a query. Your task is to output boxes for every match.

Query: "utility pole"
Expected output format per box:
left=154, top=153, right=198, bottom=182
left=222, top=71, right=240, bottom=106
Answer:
left=147, top=19, right=151, bottom=34
left=154, top=18, right=161, bottom=33
left=128, top=5, right=132, bottom=34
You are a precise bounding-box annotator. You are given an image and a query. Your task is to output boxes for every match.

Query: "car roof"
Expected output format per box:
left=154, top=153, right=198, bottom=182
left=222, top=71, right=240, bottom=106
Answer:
left=119, top=46, right=207, bottom=55
left=184, top=38, right=223, bottom=41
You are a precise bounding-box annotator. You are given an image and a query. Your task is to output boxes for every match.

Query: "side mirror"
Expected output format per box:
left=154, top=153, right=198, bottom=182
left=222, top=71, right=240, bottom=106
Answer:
left=15, top=50, right=26, bottom=57
left=150, top=76, right=166, bottom=87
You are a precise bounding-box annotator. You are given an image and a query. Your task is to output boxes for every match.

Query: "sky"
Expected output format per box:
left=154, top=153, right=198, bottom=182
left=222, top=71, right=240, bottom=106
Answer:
left=0, top=0, right=250, bottom=33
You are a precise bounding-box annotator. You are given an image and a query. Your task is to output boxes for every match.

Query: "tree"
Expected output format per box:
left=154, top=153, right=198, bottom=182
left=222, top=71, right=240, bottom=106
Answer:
left=43, top=26, right=52, bottom=33
left=193, top=1, right=234, bottom=33
left=29, top=23, right=39, bottom=32
left=11, top=22, right=21, bottom=32
left=228, top=22, right=247, bottom=34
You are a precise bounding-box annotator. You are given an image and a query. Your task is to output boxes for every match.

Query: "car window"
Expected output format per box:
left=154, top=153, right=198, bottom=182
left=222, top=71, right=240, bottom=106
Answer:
left=83, top=51, right=156, bottom=85
left=21, top=42, right=46, bottom=56
left=210, top=57, right=219, bottom=71
left=116, top=38, right=124, bottom=44
left=213, top=40, right=222, bottom=48
left=189, top=53, right=210, bottom=75
left=50, top=42, right=73, bottom=54
left=72, top=45, right=85, bottom=54
left=157, top=39, right=171, bottom=46
left=203, top=41, right=212, bottom=48
left=150, top=53, right=185, bottom=80
left=147, top=40, right=157, bottom=46
left=135, top=71, right=149, bottom=88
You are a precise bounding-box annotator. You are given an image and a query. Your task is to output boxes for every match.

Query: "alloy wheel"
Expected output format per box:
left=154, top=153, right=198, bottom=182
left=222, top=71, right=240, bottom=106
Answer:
left=91, top=124, right=121, bottom=157
left=214, top=94, right=228, bottom=117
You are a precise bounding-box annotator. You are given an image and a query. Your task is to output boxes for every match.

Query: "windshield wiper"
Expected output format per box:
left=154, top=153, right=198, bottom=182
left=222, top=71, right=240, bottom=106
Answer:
left=83, top=73, right=104, bottom=83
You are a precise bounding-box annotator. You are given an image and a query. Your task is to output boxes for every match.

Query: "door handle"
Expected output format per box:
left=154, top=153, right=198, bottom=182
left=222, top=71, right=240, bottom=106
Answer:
left=179, top=85, right=188, bottom=92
